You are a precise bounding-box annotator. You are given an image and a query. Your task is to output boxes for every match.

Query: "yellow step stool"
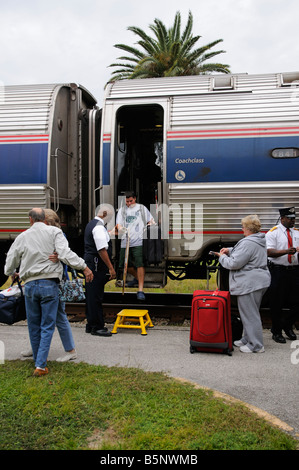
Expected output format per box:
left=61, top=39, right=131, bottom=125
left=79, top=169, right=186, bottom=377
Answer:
left=111, top=309, right=154, bottom=335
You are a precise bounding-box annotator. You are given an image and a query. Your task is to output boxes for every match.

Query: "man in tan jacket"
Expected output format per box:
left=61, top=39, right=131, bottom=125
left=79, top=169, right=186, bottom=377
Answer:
left=5, top=208, right=93, bottom=376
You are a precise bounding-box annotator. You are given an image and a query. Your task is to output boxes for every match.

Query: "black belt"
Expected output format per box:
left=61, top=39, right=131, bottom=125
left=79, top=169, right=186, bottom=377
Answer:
left=271, top=265, right=299, bottom=270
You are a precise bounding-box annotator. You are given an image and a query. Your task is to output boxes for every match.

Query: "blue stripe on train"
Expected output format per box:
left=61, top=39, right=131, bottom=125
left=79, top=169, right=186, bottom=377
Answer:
left=166, top=136, right=299, bottom=183
left=0, top=143, right=48, bottom=184
left=102, top=142, right=111, bottom=185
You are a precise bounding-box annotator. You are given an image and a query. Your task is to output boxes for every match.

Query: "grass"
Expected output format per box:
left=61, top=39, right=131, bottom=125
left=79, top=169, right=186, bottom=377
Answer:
left=105, top=273, right=218, bottom=294
left=0, top=360, right=297, bottom=451
left=2, top=269, right=218, bottom=294
left=1, top=274, right=297, bottom=451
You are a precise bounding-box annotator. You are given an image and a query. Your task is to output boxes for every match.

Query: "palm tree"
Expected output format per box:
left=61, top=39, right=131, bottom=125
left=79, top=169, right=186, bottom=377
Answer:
left=108, top=11, right=230, bottom=82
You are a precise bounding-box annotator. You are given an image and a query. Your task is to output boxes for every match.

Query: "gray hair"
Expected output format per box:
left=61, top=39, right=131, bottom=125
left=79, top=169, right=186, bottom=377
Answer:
left=241, top=214, right=261, bottom=233
left=95, top=204, right=114, bottom=218
left=29, top=208, right=45, bottom=222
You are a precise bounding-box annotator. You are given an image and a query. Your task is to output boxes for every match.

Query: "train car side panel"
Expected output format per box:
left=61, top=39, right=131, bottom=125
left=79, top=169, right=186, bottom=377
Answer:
left=101, top=72, right=299, bottom=282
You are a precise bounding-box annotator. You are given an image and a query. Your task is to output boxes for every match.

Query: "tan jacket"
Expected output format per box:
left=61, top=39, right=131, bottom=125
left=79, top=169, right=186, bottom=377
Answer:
left=4, top=222, right=87, bottom=283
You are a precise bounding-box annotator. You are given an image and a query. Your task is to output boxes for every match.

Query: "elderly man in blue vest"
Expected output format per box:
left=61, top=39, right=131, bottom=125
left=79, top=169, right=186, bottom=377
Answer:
left=84, top=204, right=116, bottom=337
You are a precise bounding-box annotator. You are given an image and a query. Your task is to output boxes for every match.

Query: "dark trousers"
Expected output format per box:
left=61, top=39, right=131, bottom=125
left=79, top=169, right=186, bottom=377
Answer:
left=268, top=265, right=299, bottom=334
left=84, top=254, right=109, bottom=330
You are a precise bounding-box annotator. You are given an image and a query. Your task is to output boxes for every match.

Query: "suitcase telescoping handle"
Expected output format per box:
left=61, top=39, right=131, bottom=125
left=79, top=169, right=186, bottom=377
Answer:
left=206, top=265, right=219, bottom=294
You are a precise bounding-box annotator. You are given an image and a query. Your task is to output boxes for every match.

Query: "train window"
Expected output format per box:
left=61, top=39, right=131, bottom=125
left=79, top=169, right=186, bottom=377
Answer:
left=212, top=76, right=235, bottom=90
left=117, top=123, right=126, bottom=153
left=271, top=148, right=299, bottom=158
left=279, top=72, right=299, bottom=87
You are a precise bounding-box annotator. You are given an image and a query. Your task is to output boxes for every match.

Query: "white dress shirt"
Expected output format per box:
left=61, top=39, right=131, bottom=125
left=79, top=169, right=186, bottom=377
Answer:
left=266, top=223, right=299, bottom=266
left=92, top=217, right=110, bottom=251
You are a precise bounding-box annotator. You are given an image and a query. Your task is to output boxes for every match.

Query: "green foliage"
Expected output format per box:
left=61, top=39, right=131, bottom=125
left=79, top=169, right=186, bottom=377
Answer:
left=0, top=361, right=296, bottom=450
left=108, top=11, right=230, bottom=82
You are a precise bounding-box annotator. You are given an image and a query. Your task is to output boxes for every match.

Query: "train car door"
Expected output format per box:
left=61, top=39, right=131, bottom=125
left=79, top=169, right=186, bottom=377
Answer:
left=114, top=103, right=166, bottom=286
left=115, top=104, right=163, bottom=215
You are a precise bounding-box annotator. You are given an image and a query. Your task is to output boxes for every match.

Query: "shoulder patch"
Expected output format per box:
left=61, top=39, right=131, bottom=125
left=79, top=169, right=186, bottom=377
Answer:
left=269, top=226, right=278, bottom=232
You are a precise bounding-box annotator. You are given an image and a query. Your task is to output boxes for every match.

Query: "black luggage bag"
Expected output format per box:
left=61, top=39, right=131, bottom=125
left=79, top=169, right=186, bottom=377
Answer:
left=0, top=279, right=26, bottom=325
left=143, top=225, right=164, bottom=265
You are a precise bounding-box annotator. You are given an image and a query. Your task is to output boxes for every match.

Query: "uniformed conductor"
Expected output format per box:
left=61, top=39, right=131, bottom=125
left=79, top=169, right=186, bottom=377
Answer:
left=266, top=207, right=299, bottom=343
left=84, top=205, right=116, bottom=336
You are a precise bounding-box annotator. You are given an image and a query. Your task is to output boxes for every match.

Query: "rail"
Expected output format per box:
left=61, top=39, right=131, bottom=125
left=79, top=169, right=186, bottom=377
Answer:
left=65, top=291, right=274, bottom=327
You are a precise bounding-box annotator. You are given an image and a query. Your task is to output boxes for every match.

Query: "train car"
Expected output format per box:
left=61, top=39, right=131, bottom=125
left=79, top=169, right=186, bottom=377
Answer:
left=100, top=72, right=299, bottom=287
left=0, top=83, right=101, bottom=285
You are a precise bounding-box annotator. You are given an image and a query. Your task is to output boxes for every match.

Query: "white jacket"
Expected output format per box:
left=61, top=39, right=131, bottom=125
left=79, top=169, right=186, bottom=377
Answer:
left=4, top=222, right=87, bottom=283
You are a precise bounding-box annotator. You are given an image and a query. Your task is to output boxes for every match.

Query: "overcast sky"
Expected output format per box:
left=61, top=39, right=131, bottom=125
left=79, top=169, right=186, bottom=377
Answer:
left=1, top=0, right=298, bottom=104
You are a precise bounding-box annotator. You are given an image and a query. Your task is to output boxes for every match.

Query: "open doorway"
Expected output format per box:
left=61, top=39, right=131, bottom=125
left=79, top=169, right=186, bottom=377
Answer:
left=115, top=104, right=163, bottom=211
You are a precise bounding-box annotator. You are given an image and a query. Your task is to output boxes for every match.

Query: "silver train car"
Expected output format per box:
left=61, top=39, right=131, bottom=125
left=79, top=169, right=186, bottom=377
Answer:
left=0, top=83, right=101, bottom=285
left=100, top=72, right=299, bottom=286
left=1, top=73, right=299, bottom=287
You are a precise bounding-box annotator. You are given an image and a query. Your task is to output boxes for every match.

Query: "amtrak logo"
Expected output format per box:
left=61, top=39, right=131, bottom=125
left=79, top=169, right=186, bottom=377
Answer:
left=175, top=170, right=186, bottom=181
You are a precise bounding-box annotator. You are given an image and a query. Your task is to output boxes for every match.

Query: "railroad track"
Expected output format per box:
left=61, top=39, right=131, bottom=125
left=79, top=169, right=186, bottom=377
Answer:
left=65, top=291, right=274, bottom=327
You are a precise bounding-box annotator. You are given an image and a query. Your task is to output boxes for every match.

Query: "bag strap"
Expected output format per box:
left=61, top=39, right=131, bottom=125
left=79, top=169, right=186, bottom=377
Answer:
left=63, top=264, right=70, bottom=280
left=63, top=266, right=81, bottom=280
left=11, top=277, right=24, bottom=297
left=70, top=268, right=78, bottom=279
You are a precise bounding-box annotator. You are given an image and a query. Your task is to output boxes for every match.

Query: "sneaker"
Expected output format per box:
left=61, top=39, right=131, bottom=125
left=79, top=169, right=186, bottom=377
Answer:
left=56, top=351, right=77, bottom=362
left=240, top=345, right=253, bottom=353
left=233, top=340, right=244, bottom=348
left=240, top=345, right=265, bottom=353
left=127, top=278, right=138, bottom=287
left=137, top=291, right=145, bottom=301
left=21, top=349, right=33, bottom=357
left=254, top=347, right=265, bottom=353
left=33, top=367, right=49, bottom=377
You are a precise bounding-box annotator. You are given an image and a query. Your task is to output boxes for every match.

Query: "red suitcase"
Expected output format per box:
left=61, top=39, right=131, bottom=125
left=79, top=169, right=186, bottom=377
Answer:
left=190, top=289, right=233, bottom=356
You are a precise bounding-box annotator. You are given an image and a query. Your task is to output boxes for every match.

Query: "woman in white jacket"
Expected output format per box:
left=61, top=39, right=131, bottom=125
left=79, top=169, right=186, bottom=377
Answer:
left=215, top=215, right=271, bottom=353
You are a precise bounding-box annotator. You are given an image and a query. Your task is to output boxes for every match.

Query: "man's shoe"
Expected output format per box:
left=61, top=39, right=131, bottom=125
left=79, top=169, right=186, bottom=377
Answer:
left=127, top=278, right=138, bottom=287
left=91, top=328, right=112, bottom=337
left=33, top=367, right=49, bottom=377
left=283, top=329, right=297, bottom=340
left=137, top=291, right=145, bottom=301
left=272, top=333, right=286, bottom=344
left=86, top=325, right=108, bottom=333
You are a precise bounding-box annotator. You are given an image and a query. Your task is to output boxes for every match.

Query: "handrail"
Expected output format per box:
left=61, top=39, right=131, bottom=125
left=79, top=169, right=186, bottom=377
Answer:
left=50, top=148, right=73, bottom=212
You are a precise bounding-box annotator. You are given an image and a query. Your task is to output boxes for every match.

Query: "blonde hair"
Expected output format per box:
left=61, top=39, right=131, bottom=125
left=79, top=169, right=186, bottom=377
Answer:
left=44, top=208, right=61, bottom=228
left=241, top=214, right=261, bottom=233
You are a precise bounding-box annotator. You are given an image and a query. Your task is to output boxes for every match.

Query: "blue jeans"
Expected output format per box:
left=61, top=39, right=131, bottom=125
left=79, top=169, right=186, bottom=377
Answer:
left=56, top=300, right=75, bottom=351
left=24, top=279, right=59, bottom=369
